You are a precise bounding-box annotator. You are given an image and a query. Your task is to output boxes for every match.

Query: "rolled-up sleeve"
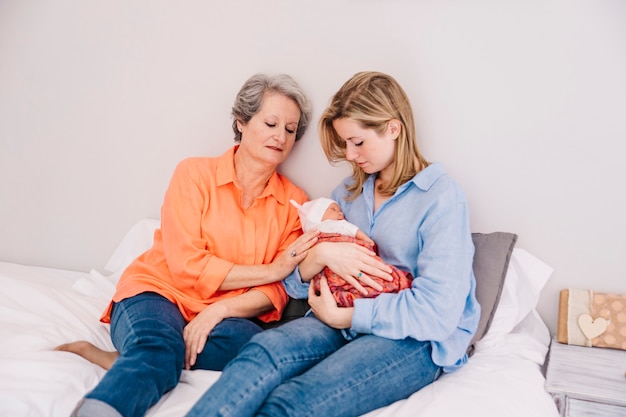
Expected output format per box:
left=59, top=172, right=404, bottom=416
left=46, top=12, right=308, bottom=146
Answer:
left=282, top=266, right=310, bottom=299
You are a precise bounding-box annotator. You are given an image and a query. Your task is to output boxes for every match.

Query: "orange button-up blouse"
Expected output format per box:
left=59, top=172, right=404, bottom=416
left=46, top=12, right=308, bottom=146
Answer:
left=101, top=146, right=308, bottom=324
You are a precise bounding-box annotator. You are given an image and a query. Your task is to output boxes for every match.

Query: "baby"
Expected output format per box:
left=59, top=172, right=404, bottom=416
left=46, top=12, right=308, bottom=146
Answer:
left=290, top=197, right=413, bottom=307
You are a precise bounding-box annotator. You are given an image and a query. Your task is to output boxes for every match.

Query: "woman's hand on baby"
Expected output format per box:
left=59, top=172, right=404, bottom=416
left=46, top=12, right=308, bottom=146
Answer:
left=355, top=229, right=375, bottom=247
left=271, top=229, right=319, bottom=278
left=308, top=276, right=353, bottom=329
left=183, top=302, right=227, bottom=369
left=315, top=241, right=393, bottom=295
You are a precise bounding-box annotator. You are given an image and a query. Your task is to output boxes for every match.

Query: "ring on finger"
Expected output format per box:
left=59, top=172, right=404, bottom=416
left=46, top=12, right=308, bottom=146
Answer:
left=290, top=250, right=297, bottom=257
left=357, top=272, right=362, bottom=278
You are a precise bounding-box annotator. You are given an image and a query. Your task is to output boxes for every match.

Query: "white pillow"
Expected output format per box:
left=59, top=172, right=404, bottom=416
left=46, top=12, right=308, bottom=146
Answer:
left=478, top=248, right=553, bottom=347
left=104, top=219, right=160, bottom=274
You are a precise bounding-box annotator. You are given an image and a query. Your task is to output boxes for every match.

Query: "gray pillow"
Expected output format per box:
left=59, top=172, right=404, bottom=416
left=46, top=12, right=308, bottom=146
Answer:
left=469, top=232, right=518, bottom=349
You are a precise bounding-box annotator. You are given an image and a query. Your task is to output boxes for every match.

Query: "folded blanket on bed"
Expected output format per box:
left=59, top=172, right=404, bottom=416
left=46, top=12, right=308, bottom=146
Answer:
left=558, top=288, right=626, bottom=350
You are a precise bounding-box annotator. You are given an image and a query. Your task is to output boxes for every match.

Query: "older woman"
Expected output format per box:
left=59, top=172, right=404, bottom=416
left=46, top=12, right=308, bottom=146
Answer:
left=63, top=73, right=319, bottom=417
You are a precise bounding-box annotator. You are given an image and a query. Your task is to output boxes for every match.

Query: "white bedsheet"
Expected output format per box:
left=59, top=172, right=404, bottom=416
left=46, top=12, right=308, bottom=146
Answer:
left=0, top=261, right=560, bottom=417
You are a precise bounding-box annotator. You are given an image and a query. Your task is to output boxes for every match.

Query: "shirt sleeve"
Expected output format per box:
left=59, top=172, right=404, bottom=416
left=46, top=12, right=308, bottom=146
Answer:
left=253, top=282, right=289, bottom=322
left=282, top=265, right=310, bottom=299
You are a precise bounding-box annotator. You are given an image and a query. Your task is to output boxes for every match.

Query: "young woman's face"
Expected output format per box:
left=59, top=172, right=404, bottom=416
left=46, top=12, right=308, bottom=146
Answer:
left=331, top=118, right=398, bottom=177
left=237, top=93, right=301, bottom=167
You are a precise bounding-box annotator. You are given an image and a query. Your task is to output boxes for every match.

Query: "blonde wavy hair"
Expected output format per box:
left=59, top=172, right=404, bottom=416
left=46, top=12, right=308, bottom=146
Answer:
left=319, top=71, right=430, bottom=200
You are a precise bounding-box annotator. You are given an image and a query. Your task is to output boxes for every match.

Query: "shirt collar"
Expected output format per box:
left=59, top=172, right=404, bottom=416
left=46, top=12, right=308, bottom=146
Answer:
left=216, top=145, right=237, bottom=186
left=366, top=162, right=446, bottom=195
left=407, top=162, right=446, bottom=192
left=216, top=145, right=287, bottom=205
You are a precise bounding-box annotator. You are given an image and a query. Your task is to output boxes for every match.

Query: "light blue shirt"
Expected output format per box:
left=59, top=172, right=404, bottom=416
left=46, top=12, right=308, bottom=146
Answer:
left=283, top=163, right=480, bottom=372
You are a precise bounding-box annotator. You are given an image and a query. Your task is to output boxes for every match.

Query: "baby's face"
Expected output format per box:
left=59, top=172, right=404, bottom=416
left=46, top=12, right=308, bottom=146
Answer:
left=321, top=203, right=344, bottom=221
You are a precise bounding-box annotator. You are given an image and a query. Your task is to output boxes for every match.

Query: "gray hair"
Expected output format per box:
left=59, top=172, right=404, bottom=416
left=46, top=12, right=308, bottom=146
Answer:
left=231, top=73, right=312, bottom=142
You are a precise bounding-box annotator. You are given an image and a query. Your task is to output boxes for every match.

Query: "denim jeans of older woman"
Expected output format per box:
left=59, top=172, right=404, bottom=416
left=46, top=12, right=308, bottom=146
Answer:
left=74, top=292, right=264, bottom=417
left=185, top=316, right=440, bottom=417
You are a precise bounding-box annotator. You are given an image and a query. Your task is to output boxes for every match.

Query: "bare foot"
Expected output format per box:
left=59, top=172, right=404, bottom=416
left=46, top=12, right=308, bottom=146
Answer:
left=55, top=341, right=119, bottom=370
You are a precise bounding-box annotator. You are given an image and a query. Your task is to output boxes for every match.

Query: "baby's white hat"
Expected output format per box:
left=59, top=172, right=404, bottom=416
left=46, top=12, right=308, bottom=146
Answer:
left=289, top=197, right=336, bottom=231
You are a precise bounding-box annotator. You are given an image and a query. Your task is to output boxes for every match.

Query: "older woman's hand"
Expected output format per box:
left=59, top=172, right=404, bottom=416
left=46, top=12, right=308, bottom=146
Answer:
left=183, top=302, right=228, bottom=369
left=308, top=276, right=353, bottom=329
left=270, top=229, right=319, bottom=278
left=311, top=241, right=393, bottom=295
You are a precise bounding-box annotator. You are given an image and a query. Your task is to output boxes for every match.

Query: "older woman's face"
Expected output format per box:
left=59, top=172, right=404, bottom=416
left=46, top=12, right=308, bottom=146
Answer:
left=237, top=93, right=301, bottom=167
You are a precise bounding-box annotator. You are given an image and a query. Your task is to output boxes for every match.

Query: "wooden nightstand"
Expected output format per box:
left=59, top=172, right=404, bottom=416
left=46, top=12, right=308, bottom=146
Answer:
left=545, top=338, right=626, bottom=416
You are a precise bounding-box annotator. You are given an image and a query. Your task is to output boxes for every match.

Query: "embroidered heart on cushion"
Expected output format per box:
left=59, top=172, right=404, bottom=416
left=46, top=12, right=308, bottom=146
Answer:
left=578, top=314, right=609, bottom=340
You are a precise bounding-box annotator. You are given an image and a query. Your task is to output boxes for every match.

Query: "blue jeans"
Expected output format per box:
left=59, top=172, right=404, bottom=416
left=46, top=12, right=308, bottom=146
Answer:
left=185, top=316, right=440, bottom=417
left=78, top=292, right=264, bottom=417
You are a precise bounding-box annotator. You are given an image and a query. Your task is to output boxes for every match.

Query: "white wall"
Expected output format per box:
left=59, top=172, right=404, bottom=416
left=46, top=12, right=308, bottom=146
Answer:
left=1, top=0, right=625, bottom=335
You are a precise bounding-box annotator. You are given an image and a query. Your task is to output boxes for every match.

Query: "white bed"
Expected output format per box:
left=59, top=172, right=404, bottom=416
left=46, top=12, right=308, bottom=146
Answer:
left=0, top=220, right=561, bottom=417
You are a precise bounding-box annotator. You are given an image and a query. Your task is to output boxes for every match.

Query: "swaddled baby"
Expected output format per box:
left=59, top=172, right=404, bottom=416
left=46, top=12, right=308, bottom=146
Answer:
left=290, top=197, right=413, bottom=307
